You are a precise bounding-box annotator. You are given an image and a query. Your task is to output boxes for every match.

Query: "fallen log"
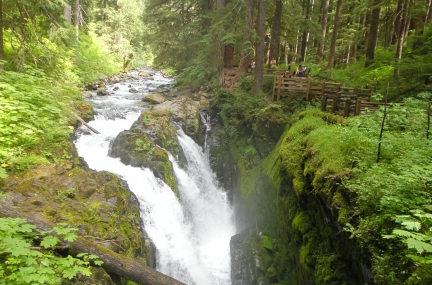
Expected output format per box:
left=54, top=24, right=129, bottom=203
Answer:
left=71, top=111, right=101, bottom=134
left=0, top=203, right=186, bottom=285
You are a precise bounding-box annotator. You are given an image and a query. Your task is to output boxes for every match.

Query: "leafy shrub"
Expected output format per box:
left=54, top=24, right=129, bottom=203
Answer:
left=0, top=67, right=74, bottom=171
left=0, top=218, right=102, bottom=284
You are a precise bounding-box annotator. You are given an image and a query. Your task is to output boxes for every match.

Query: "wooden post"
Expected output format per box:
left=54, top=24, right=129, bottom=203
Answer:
left=321, top=95, right=328, bottom=111
left=331, top=95, right=339, bottom=113
left=427, top=101, right=431, bottom=142
left=344, top=99, right=351, bottom=117
left=306, top=78, right=312, bottom=101
left=320, top=82, right=324, bottom=98
left=355, top=100, right=361, bottom=115
left=377, top=83, right=389, bottom=163
left=277, top=77, right=282, bottom=101
left=271, top=77, right=277, bottom=101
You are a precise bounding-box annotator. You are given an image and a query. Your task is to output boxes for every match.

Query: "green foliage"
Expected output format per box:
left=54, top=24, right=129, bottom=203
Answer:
left=0, top=168, right=8, bottom=179
left=134, top=139, right=154, bottom=155
left=90, top=0, right=153, bottom=68
left=0, top=218, right=102, bottom=284
left=385, top=209, right=432, bottom=264
left=57, top=188, right=76, bottom=201
left=0, top=68, right=75, bottom=171
left=226, top=95, right=432, bottom=284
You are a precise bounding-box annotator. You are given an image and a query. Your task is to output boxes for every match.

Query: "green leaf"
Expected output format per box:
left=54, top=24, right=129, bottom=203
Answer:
left=392, top=229, right=414, bottom=238
left=94, top=260, right=104, bottom=266
left=63, top=233, right=77, bottom=242
left=401, top=220, right=421, bottom=231
left=40, top=236, right=60, bottom=248
left=62, top=268, right=77, bottom=279
left=406, top=238, right=432, bottom=254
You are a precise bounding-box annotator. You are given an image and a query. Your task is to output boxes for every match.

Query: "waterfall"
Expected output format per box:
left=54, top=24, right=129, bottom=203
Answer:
left=74, top=70, right=234, bottom=285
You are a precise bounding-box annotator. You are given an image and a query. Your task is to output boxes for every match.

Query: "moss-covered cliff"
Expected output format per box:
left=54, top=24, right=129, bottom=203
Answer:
left=210, top=85, right=432, bottom=285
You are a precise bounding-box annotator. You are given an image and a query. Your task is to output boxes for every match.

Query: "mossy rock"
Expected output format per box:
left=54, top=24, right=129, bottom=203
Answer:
left=131, top=110, right=181, bottom=159
left=262, top=235, right=275, bottom=251
left=108, top=128, right=178, bottom=195
left=2, top=163, right=152, bottom=283
left=143, top=93, right=166, bottom=104
left=73, top=100, right=95, bottom=121
left=291, top=211, right=312, bottom=235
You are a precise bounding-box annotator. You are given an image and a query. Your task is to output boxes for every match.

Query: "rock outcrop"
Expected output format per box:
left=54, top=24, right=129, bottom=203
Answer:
left=108, top=128, right=179, bottom=196
left=144, top=93, right=167, bottom=104
left=2, top=160, right=154, bottom=284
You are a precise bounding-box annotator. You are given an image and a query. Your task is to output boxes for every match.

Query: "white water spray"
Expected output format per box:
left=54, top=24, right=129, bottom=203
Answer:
left=74, top=70, right=234, bottom=285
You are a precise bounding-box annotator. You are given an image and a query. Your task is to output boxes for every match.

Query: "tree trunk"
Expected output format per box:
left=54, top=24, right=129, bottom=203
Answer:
left=64, top=3, right=72, bottom=24
left=0, top=0, right=3, bottom=70
left=288, top=44, right=293, bottom=64
left=364, top=2, right=381, bottom=68
left=317, top=0, right=330, bottom=59
left=395, top=0, right=410, bottom=77
left=74, top=0, right=80, bottom=40
left=0, top=203, right=186, bottom=285
left=269, top=0, right=283, bottom=65
left=238, top=0, right=255, bottom=73
left=327, top=0, right=343, bottom=69
left=300, top=0, right=313, bottom=62
left=223, top=0, right=234, bottom=69
left=279, top=42, right=286, bottom=64
left=217, top=0, right=225, bottom=86
left=224, top=44, right=234, bottom=69
left=392, top=0, right=403, bottom=45
left=254, top=0, right=267, bottom=96
left=202, top=0, right=212, bottom=33
left=413, top=1, right=426, bottom=35
left=427, top=0, right=432, bottom=23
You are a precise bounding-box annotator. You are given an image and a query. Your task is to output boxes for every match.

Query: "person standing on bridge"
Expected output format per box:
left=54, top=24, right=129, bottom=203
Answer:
left=270, top=58, right=276, bottom=69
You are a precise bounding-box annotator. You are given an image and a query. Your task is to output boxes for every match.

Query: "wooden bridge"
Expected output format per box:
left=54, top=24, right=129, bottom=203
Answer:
left=271, top=77, right=385, bottom=116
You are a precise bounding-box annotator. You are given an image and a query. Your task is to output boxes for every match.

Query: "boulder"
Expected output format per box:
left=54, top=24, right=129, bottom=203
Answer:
left=2, top=163, right=154, bottom=281
left=144, top=93, right=166, bottom=104
left=108, top=129, right=178, bottom=196
left=153, top=97, right=201, bottom=140
left=97, top=87, right=108, bottom=96
left=82, top=91, right=93, bottom=98
left=139, top=71, right=151, bottom=77
left=129, top=87, right=139, bottom=93
left=113, top=86, right=119, bottom=91
left=230, top=231, right=259, bottom=285
left=130, top=110, right=183, bottom=162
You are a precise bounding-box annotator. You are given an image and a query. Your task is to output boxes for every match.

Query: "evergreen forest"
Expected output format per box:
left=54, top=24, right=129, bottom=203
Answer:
left=0, top=0, right=432, bottom=284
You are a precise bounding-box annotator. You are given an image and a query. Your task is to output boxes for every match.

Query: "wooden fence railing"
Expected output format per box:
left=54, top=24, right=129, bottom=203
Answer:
left=271, top=77, right=385, bottom=116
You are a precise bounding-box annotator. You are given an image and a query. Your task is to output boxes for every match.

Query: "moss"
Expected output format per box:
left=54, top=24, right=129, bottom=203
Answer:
left=136, top=110, right=180, bottom=157
left=109, top=129, right=178, bottom=195
left=224, top=109, right=371, bottom=284
left=262, top=235, right=275, bottom=250
left=73, top=101, right=94, bottom=121
left=161, top=161, right=178, bottom=196
left=292, top=177, right=306, bottom=196
left=291, top=212, right=312, bottom=235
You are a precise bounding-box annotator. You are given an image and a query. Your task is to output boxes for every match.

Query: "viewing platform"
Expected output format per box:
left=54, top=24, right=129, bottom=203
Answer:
left=271, top=77, right=385, bottom=117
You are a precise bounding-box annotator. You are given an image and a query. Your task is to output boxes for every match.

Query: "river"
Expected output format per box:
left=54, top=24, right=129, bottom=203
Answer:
left=74, top=69, right=235, bottom=285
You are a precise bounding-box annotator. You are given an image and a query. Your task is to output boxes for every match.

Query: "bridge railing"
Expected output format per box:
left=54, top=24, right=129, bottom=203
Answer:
left=272, top=77, right=383, bottom=116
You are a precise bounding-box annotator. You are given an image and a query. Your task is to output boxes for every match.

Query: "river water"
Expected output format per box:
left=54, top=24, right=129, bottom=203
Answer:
left=74, top=69, right=235, bottom=285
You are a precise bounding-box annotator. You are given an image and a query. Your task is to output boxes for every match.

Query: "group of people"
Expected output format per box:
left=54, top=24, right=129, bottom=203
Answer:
left=282, top=64, right=308, bottom=78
